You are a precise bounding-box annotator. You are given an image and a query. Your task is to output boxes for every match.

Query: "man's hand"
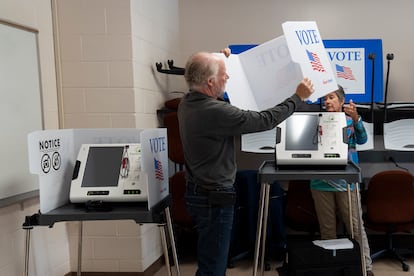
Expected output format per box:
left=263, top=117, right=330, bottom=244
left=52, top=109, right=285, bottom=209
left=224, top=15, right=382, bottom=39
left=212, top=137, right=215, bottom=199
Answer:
left=220, top=48, right=231, bottom=58
left=295, top=78, right=314, bottom=101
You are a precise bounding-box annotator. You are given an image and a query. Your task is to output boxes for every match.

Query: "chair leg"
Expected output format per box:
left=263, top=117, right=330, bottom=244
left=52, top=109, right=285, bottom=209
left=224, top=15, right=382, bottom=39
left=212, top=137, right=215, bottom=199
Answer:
left=371, top=233, right=411, bottom=272
left=389, top=248, right=410, bottom=272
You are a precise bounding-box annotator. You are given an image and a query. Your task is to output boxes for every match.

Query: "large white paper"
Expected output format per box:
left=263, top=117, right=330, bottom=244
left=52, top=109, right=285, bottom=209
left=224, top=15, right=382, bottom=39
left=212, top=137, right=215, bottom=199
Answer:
left=356, top=121, right=374, bottom=151
left=220, top=53, right=259, bottom=111
left=223, top=21, right=337, bottom=112
left=383, top=103, right=414, bottom=151
left=384, top=119, right=414, bottom=151
left=221, top=35, right=302, bottom=112
left=241, top=128, right=276, bottom=153
left=219, top=22, right=337, bottom=153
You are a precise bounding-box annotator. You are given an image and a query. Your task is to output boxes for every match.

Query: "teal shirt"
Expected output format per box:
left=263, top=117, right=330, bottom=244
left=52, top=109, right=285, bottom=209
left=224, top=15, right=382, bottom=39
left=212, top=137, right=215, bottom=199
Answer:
left=311, top=115, right=367, bottom=191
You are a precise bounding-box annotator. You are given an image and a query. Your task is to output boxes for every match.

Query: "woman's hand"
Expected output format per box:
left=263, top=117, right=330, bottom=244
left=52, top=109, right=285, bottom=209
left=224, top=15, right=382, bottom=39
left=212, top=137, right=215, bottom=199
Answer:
left=343, top=99, right=360, bottom=122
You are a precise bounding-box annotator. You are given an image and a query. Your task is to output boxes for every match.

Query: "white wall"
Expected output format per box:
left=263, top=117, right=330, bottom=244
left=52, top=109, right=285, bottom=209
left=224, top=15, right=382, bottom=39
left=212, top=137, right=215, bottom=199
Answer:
left=1, top=0, right=413, bottom=275
left=0, top=1, right=64, bottom=275
left=58, top=0, right=181, bottom=129
left=0, top=0, right=180, bottom=275
left=54, top=0, right=180, bottom=273
left=0, top=0, right=59, bottom=128
left=179, top=0, right=414, bottom=103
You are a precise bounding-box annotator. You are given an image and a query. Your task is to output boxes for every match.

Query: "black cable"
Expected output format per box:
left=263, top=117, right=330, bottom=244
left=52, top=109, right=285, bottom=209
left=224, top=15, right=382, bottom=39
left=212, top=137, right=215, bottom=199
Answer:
left=388, top=156, right=409, bottom=172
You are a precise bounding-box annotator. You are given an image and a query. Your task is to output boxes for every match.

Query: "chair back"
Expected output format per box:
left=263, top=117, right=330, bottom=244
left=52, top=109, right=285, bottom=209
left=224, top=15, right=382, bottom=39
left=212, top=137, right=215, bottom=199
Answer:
left=163, top=111, right=185, bottom=165
left=285, top=180, right=319, bottom=233
left=169, top=171, right=193, bottom=226
left=366, top=170, right=414, bottom=224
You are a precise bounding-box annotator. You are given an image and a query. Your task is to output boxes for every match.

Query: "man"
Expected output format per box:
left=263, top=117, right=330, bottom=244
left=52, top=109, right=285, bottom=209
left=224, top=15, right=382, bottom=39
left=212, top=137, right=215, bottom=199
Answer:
left=178, top=50, right=313, bottom=275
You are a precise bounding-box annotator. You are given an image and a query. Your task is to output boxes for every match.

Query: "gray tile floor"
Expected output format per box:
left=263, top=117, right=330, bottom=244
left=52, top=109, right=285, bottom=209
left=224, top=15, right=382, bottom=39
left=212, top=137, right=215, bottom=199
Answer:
left=154, top=254, right=414, bottom=276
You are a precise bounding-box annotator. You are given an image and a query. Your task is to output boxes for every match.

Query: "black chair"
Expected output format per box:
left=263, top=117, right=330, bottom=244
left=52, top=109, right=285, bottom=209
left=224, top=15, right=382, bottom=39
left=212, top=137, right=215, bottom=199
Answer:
left=162, top=98, right=197, bottom=257
left=285, top=180, right=319, bottom=236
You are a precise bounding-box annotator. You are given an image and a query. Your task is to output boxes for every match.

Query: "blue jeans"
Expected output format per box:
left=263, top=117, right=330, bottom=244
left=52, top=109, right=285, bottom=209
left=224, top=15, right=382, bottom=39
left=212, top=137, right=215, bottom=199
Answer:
left=185, top=186, right=234, bottom=276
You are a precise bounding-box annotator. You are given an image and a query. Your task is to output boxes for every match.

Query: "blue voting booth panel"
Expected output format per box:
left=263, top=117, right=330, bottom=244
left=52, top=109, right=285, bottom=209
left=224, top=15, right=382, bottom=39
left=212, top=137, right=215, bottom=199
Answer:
left=323, top=39, right=383, bottom=104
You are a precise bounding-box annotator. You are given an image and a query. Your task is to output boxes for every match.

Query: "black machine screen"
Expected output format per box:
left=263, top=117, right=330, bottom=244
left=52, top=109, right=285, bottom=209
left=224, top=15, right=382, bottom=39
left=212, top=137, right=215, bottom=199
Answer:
left=285, top=114, right=319, bottom=151
left=81, top=146, right=124, bottom=187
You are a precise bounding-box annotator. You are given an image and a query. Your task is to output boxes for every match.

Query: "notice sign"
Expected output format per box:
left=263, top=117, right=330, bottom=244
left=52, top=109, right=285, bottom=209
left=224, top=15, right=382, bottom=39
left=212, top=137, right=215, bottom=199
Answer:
left=282, top=21, right=337, bottom=102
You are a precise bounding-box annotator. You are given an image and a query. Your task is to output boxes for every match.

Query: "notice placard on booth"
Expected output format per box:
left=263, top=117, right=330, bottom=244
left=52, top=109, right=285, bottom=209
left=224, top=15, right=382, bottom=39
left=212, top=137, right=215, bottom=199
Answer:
left=28, top=128, right=169, bottom=213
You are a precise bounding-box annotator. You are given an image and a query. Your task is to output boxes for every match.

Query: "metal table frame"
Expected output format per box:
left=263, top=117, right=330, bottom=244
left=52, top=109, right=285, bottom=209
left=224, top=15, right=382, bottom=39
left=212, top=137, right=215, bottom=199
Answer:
left=22, top=196, right=180, bottom=276
left=253, top=160, right=364, bottom=276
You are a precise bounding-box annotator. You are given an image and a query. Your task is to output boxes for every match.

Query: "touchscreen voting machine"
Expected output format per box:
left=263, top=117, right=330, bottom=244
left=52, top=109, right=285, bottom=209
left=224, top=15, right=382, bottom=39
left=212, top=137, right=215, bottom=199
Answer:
left=275, top=112, right=348, bottom=167
left=70, top=143, right=148, bottom=203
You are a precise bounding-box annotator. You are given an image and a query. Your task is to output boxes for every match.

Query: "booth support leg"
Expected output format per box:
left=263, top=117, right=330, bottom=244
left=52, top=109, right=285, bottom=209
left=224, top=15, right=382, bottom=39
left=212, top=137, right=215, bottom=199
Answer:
left=347, top=185, right=354, bottom=239
left=164, top=207, right=180, bottom=276
left=253, top=182, right=265, bottom=276
left=77, top=221, right=83, bottom=276
left=260, top=183, right=271, bottom=276
left=159, top=224, right=172, bottom=276
left=348, top=184, right=367, bottom=276
left=253, top=182, right=271, bottom=276
left=24, top=227, right=32, bottom=276
left=355, top=184, right=367, bottom=276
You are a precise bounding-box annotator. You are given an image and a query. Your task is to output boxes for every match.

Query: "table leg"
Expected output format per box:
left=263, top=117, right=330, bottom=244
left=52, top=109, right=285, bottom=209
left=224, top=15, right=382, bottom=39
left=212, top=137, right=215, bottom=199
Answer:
left=159, top=224, right=172, bottom=276
left=253, top=182, right=271, bottom=276
left=77, top=221, right=83, bottom=276
left=347, top=185, right=354, bottom=239
left=164, top=207, right=181, bottom=276
left=260, top=183, right=271, bottom=276
left=355, top=184, right=367, bottom=276
left=253, top=182, right=266, bottom=276
left=24, top=227, right=31, bottom=276
left=348, top=184, right=367, bottom=276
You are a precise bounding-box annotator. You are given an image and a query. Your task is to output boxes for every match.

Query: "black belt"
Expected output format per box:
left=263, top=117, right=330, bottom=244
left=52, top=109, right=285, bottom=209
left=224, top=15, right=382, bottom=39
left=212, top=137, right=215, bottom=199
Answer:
left=187, top=182, right=236, bottom=206
left=187, top=181, right=231, bottom=193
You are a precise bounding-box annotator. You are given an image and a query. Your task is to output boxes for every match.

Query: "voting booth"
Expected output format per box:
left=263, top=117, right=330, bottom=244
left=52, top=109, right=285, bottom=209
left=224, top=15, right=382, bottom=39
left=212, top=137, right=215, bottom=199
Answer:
left=24, top=128, right=182, bottom=276
left=27, top=128, right=169, bottom=213
left=275, top=112, right=349, bottom=167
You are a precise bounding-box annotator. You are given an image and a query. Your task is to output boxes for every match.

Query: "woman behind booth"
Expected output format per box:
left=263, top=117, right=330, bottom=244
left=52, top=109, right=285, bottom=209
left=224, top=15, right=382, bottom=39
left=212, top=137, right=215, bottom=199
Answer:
left=310, top=85, right=374, bottom=276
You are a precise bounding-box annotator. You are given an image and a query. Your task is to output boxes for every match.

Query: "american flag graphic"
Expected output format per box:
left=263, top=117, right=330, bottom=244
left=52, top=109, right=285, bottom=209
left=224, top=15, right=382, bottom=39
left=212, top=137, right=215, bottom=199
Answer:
left=306, top=50, right=326, bottom=72
left=336, top=64, right=356, bottom=80
left=154, top=158, right=164, bottom=181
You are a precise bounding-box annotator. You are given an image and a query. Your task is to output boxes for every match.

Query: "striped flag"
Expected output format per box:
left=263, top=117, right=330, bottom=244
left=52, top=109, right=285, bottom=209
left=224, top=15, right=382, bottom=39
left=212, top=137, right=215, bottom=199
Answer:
left=154, top=158, right=164, bottom=181
left=336, top=64, right=356, bottom=80
left=306, top=50, right=326, bottom=72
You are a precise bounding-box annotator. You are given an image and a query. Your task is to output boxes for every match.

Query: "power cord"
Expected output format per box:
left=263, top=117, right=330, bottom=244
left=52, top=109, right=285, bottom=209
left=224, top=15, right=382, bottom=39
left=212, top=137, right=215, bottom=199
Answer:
left=388, top=156, right=409, bottom=172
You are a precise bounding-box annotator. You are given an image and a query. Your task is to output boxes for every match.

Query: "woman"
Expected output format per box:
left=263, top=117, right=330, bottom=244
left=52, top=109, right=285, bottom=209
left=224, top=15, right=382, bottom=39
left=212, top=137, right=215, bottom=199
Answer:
left=310, top=85, right=374, bottom=276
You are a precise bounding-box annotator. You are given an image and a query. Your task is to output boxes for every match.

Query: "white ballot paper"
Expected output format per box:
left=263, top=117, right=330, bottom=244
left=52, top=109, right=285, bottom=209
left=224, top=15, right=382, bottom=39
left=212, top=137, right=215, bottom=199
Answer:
left=218, top=21, right=338, bottom=153
left=313, top=238, right=354, bottom=251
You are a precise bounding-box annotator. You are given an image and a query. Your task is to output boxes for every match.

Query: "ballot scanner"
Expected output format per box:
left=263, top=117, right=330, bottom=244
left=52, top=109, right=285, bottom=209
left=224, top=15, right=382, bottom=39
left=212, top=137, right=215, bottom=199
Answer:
left=69, top=143, right=149, bottom=203
left=275, top=112, right=349, bottom=167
